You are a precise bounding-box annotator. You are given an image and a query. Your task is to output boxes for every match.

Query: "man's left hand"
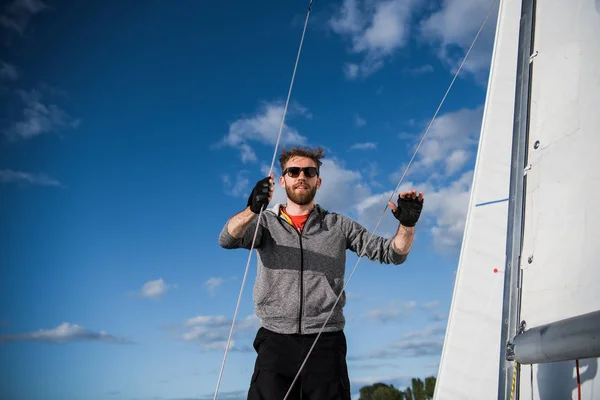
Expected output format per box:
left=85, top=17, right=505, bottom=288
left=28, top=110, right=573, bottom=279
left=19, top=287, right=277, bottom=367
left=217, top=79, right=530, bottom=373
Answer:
left=388, top=190, right=424, bottom=227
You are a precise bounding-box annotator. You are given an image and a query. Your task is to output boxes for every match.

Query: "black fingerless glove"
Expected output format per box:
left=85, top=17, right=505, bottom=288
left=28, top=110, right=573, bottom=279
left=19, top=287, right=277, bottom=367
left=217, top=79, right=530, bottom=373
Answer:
left=247, top=177, right=271, bottom=214
left=391, top=195, right=423, bottom=227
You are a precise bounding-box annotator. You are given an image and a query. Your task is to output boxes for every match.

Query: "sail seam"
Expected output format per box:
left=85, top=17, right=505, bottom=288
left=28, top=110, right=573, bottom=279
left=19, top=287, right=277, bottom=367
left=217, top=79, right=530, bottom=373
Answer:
left=476, top=198, right=510, bottom=207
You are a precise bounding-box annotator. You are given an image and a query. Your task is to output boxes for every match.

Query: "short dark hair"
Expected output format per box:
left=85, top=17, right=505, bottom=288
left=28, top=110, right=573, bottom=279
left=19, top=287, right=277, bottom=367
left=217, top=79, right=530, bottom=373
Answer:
left=278, top=146, right=325, bottom=173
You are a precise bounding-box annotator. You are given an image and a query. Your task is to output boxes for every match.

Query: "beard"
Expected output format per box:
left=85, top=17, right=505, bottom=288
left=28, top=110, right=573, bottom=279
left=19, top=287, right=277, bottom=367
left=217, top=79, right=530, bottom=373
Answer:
left=285, top=182, right=318, bottom=206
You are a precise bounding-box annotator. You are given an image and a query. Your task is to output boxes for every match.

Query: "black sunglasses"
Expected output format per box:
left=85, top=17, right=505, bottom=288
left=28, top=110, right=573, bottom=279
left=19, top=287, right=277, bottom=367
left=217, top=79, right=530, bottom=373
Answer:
left=283, top=166, right=319, bottom=178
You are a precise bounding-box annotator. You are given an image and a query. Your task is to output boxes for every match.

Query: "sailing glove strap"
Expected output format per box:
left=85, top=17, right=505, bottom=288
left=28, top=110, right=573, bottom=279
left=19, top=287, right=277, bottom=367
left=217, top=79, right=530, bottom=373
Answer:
left=247, top=176, right=271, bottom=214
left=392, top=195, right=423, bottom=227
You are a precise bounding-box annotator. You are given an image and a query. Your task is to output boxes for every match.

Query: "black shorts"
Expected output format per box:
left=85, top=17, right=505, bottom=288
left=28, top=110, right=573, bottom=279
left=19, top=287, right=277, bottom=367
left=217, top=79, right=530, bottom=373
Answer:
left=247, top=327, right=351, bottom=400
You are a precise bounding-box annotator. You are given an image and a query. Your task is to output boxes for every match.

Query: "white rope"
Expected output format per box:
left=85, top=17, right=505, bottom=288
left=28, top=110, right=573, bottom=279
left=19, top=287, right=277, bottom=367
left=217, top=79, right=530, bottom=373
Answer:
left=283, top=0, right=500, bottom=398
left=212, top=1, right=314, bottom=399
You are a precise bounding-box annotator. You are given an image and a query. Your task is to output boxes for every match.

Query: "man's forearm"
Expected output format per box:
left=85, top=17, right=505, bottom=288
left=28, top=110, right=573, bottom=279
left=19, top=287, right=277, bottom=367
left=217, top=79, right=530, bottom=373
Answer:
left=227, top=207, right=257, bottom=238
left=392, top=224, right=415, bottom=255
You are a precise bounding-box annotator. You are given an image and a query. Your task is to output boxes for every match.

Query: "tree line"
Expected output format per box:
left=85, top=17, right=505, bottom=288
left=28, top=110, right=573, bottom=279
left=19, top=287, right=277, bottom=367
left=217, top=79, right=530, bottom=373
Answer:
left=358, top=376, right=436, bottom=400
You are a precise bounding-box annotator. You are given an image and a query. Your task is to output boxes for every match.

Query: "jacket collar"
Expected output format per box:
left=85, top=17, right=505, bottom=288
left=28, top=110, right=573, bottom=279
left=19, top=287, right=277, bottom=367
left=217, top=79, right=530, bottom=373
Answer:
left=267, top=203, right=326, bottom=218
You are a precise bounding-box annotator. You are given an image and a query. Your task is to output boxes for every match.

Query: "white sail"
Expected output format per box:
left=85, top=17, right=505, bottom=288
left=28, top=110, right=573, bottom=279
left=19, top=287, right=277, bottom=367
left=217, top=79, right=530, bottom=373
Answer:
left=433, top=0, right=522, bottom=398
left=517, top=1, right=600, bottom=398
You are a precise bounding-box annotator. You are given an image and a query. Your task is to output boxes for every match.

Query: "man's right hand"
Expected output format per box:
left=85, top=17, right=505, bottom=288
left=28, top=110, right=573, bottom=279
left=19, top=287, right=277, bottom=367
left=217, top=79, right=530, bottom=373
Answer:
left=247, top=174, right=274, bottom=214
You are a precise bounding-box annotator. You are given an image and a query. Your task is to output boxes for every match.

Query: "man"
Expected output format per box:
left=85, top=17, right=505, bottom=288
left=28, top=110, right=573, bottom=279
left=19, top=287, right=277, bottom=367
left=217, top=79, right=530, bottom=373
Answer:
left=218, top=146, right=424, bottom=400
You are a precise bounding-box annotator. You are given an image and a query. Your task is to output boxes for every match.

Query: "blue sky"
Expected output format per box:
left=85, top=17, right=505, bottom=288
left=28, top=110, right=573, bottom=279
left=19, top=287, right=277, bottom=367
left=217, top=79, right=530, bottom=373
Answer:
left=0, top=0, right=498, bottom=399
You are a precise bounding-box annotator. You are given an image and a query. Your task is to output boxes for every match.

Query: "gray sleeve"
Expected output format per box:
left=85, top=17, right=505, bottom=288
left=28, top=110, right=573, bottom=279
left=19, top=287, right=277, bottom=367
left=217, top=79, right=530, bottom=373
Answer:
left=339, top=215, right=407, bottom=265
left=218, top=217, right=264, bottom=250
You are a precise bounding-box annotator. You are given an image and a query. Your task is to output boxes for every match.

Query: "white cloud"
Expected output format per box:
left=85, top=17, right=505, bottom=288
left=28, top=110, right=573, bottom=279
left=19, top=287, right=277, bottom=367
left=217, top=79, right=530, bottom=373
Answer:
left=422, top=170, right=473, bottom=253
left=349, top=142, right=376, bottom=151
left=139, top=278, right=176, bottom=299
left=184, top=315, right=229, bottom=327
left=362, top=162, right=381, bottom=186
left=181, top=327, right=232, bottom=348
left=431, top=312, right=448, bottom=322
left=3, top=89, right=81, bottom=140
left=365, top=300, right=417, bottom=323
left=329, top=0, right=364, bottom=34
left=412, top=106, right=483, bottom=177
left=181, top=314, right=260, bottom=352
left=404, top=64, right=434, bottom=75
left=402, top=324, right=446, bottom=338
left=0, top=169, right=61, bottom=187
left=218, top=101, right=310, bottom=164
left=349, top=337, right=444, bottom=360
left=313, top=158, right=372, bottom=214
left=419, top=0, right=498, bottom=78
left=421, top=301, right=440, bottom=309
left=445, top=149, right=470, bottom=175
left=204, top=277, right=224, bottom=296
left=329, top=0, right=423, bottom=78
left=0, top=61, right=19, bottom=80
left=354, top=115, right=367, bottom=127
left=0, top=0, right=47, bottom=35
left=0, top=322, right=131, bottom=344
left=344, top=63, right=360, bottom=79
left=221, top=172, right=250, bottom=198
left=352, top=168, right=473, bottom=254
left=345, top=291, right=364, bottom=301
left=353, top=1, right=413, bottom=53
left=386, top=338, right=444, bottom=357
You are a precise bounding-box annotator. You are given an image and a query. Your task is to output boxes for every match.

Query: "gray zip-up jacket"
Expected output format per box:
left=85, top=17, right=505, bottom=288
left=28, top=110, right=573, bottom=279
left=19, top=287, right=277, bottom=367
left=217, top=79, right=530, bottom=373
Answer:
left=218, top=203, right=408, bottom=335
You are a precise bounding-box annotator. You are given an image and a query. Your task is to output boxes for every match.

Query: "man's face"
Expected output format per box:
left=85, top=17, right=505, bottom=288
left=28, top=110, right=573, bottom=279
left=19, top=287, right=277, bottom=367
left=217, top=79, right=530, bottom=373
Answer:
left=280, top=156, right=321, bottom=206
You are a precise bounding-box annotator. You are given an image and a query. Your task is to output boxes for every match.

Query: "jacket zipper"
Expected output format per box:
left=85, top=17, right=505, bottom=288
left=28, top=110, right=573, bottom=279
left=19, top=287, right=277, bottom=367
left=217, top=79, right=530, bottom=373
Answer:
left=297, top=230, right=304, bottom=334
left=297, top=210, right=316, bottom=334
left=278, top=207, right=317, bottom=335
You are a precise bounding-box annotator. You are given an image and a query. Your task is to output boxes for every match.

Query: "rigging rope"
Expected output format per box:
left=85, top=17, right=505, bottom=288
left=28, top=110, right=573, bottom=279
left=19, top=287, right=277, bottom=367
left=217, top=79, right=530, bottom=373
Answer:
left=576, top=359, right=581, bottom=400
left=212, top=1, right=313, bottom=399
left=530, top=364, right=534, bottom=400
left=509, top=362, right=519, bottom=400
left=284, top=0, right=500, bottom=398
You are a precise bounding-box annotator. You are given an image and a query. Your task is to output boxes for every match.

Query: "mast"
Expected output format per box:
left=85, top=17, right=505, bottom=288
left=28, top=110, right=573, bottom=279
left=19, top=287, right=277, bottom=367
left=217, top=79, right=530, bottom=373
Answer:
left=497, top=0, right=536, bottom=398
